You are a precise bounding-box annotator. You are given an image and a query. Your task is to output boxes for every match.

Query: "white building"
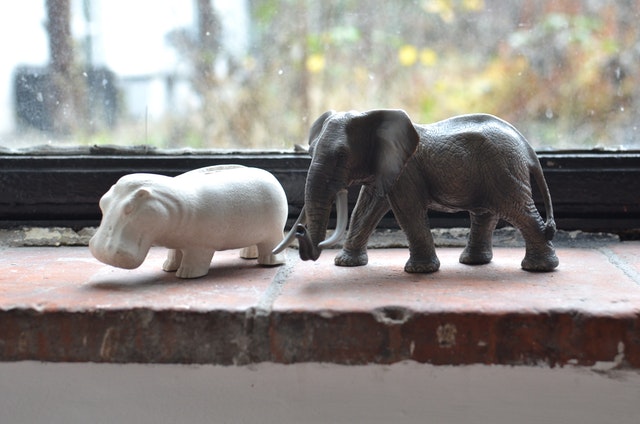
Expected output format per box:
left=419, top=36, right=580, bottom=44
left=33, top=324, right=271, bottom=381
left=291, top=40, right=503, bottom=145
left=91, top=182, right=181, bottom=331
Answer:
left=0, top=0, right=248, bottom=140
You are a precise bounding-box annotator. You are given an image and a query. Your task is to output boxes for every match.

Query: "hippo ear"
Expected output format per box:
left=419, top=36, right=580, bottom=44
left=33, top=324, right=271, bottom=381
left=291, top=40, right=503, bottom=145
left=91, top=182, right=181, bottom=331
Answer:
left=124, top=188, right=151, bottom=215
left=346, top=109, right=419, bottom=196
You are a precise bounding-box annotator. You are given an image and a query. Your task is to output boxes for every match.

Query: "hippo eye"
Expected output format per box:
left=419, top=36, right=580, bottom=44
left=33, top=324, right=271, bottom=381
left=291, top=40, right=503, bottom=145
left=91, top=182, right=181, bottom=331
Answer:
left=123, top=200, right=135, bottom=215
left=122, top=188, right=150, bottom=215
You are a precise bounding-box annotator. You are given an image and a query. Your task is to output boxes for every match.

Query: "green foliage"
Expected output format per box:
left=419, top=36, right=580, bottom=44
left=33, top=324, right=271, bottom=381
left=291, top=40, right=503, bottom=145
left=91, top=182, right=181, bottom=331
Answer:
left=475, top=13, right=628, bottom=147
left=334, top=7, right=636, bottom=148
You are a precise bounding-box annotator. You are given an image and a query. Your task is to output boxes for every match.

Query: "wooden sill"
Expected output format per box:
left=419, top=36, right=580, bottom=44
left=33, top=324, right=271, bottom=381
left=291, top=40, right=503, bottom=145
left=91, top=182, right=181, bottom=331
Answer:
left=1, top=238, right=639, bottom=367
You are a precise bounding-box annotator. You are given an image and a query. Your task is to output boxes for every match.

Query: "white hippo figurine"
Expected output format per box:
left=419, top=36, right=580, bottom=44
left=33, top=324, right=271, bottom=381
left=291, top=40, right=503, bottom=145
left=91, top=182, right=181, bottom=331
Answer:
left=89, top=165, right=288, bottom=278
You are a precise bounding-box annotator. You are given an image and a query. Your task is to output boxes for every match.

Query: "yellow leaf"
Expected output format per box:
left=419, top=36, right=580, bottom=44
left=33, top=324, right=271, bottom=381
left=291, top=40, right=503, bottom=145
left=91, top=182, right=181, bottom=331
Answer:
left=306, top=54, right=326, bottom=73
left=398, top=45, right=418, bottom=66
left=463, top=0, right=484, bottom=11
left=423, top=0, right=455, bottom=22
left=420, top=48, right=438, bottom=66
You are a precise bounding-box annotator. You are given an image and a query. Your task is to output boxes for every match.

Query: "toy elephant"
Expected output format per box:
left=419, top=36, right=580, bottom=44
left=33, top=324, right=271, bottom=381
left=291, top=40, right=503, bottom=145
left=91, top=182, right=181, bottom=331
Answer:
left=273, top=109, right=559, bottom=273
left=90, top=165, right=288, bottom=278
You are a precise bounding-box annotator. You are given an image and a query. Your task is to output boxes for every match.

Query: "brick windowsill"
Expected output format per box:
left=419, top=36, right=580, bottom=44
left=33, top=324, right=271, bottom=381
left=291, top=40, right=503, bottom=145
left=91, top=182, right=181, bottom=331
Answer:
left=1, top=239, right=639, bottom=367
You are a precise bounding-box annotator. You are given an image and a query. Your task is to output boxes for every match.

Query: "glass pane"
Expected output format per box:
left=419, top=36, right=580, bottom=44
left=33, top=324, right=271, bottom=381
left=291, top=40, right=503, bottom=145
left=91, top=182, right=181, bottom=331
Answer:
left=1, top=0, right=639, bottom=150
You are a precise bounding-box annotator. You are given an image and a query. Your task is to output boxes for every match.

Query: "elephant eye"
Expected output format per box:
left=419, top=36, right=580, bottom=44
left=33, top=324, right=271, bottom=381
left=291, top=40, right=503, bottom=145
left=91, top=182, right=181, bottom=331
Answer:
left=335, top=144, right=349, bottom=160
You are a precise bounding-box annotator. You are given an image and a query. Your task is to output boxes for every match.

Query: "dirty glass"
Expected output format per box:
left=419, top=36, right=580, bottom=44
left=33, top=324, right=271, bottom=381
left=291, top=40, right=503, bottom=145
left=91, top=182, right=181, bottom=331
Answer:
left=1, top=0, right=639, bottom=151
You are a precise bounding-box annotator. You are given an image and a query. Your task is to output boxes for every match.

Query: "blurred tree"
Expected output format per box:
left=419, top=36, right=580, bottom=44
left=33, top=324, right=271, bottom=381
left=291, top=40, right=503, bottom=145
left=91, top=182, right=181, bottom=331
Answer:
left=45, top=0, right=86, bottom=135
left=194, top=0, right=221, bottom=145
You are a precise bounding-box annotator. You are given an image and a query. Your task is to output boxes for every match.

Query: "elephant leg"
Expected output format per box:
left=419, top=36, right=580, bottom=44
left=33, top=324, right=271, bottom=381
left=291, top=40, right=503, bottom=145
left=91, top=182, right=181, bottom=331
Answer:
left=460, top=211, right=499, bottom=265
left=162, top=249, right=183, bottom=272
left=335, top=185, right=390, bottom=267
left=176, top=249, right=215, bottom=279
left=388, top=192, right=440, bottom=273
left=507, top=202, right=559, bottom=272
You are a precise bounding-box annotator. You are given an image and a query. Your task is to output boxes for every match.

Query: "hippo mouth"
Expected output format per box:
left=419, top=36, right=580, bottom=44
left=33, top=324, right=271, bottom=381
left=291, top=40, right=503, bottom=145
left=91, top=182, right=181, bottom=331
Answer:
left=89, top=236, right=147, bottom=269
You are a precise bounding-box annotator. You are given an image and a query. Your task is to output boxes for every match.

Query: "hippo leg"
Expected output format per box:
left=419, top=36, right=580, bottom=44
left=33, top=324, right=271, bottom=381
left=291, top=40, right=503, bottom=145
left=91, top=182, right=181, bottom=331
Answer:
left=176, top=249, right=215, bottom=279
left=240, top=245, right=259, bottom=259
left=257, top=240, right=286, bottom=266
left=162, top=249, right=183, bottom=272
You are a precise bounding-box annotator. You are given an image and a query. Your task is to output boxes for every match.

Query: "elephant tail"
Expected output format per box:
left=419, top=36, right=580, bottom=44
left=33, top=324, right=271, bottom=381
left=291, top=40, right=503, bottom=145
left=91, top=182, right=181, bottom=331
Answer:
left=529, top=152, right=556, bottom=241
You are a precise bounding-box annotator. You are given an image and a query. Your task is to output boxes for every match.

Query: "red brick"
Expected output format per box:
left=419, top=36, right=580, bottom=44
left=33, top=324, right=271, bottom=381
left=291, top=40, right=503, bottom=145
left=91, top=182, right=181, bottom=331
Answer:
left=1, top=244, right=639, bottom=366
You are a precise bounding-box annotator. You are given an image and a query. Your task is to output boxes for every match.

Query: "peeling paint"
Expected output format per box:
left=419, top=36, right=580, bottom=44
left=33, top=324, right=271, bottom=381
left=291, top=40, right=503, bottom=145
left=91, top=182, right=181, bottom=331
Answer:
left=0, top=227, right=618, bottom=248
left=18, top=332, right=28, bottom=354
left=437, top=324, right=457, bottom=348
left=319, top=310, right=335, bottom=319
left=373, top=306, right=412, bottom=325
left=592, top=341, right=626, bottom=372
left=100, top=327, right=117, bottom=360
left=0, top=227, right=96, bottom=247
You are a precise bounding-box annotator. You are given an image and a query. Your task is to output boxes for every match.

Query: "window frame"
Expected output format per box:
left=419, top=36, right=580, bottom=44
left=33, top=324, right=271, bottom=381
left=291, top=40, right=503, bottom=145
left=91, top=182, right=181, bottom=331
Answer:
left=1, top=151, right=639, bottom=238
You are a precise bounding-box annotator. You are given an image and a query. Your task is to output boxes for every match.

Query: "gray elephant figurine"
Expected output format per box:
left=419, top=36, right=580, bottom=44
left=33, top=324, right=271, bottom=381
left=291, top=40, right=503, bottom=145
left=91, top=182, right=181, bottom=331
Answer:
left=274, top=109, right=559, bottom=273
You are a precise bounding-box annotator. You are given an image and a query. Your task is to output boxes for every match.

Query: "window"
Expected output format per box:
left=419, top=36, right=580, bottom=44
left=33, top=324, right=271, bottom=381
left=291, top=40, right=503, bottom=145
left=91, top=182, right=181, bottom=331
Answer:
left=0, top=1, right=638, bottom=237
left=2, top=0, right=639, bottom=150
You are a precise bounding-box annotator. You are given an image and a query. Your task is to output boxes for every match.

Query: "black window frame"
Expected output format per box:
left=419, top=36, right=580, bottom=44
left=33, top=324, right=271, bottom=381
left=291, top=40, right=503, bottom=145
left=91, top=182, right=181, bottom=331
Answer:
left=1, top=150, right=639, bottom=239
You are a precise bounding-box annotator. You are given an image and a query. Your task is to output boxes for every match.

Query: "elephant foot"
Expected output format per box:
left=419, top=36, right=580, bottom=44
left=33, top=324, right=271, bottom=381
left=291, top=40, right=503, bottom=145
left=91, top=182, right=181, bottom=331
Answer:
left=459, top=246, right=493, bottom=265
left=521, top=248, right=559, bottom=272
left=404, top=256, right=440, bottom=273
left=335, top=248, right=368, bottom=267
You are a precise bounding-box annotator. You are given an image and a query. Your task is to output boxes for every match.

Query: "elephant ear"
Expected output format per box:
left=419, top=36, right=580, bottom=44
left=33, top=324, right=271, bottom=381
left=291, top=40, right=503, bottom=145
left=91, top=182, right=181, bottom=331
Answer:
left=347, top=109, right=419, bottom=196
left=307, top=110, right=335, bottom=155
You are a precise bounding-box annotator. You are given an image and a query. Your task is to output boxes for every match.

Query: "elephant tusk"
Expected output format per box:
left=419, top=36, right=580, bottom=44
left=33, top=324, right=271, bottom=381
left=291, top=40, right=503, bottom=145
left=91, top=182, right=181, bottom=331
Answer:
left=272, top=204, right=306, bottom=254
left=318, top=189, right=348, bottom=249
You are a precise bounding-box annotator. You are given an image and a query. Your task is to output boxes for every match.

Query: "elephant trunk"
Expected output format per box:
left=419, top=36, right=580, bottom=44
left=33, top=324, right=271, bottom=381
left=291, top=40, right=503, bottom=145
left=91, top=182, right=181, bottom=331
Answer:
left=295, top=223, right=319, bottom=261
left=296, top=189, right=348, bottom=261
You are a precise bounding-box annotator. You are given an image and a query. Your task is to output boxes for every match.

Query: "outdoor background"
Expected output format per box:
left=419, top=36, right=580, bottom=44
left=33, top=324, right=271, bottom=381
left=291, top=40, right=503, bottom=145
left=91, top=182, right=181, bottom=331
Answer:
left=1, top=0, right=639, bottom=150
